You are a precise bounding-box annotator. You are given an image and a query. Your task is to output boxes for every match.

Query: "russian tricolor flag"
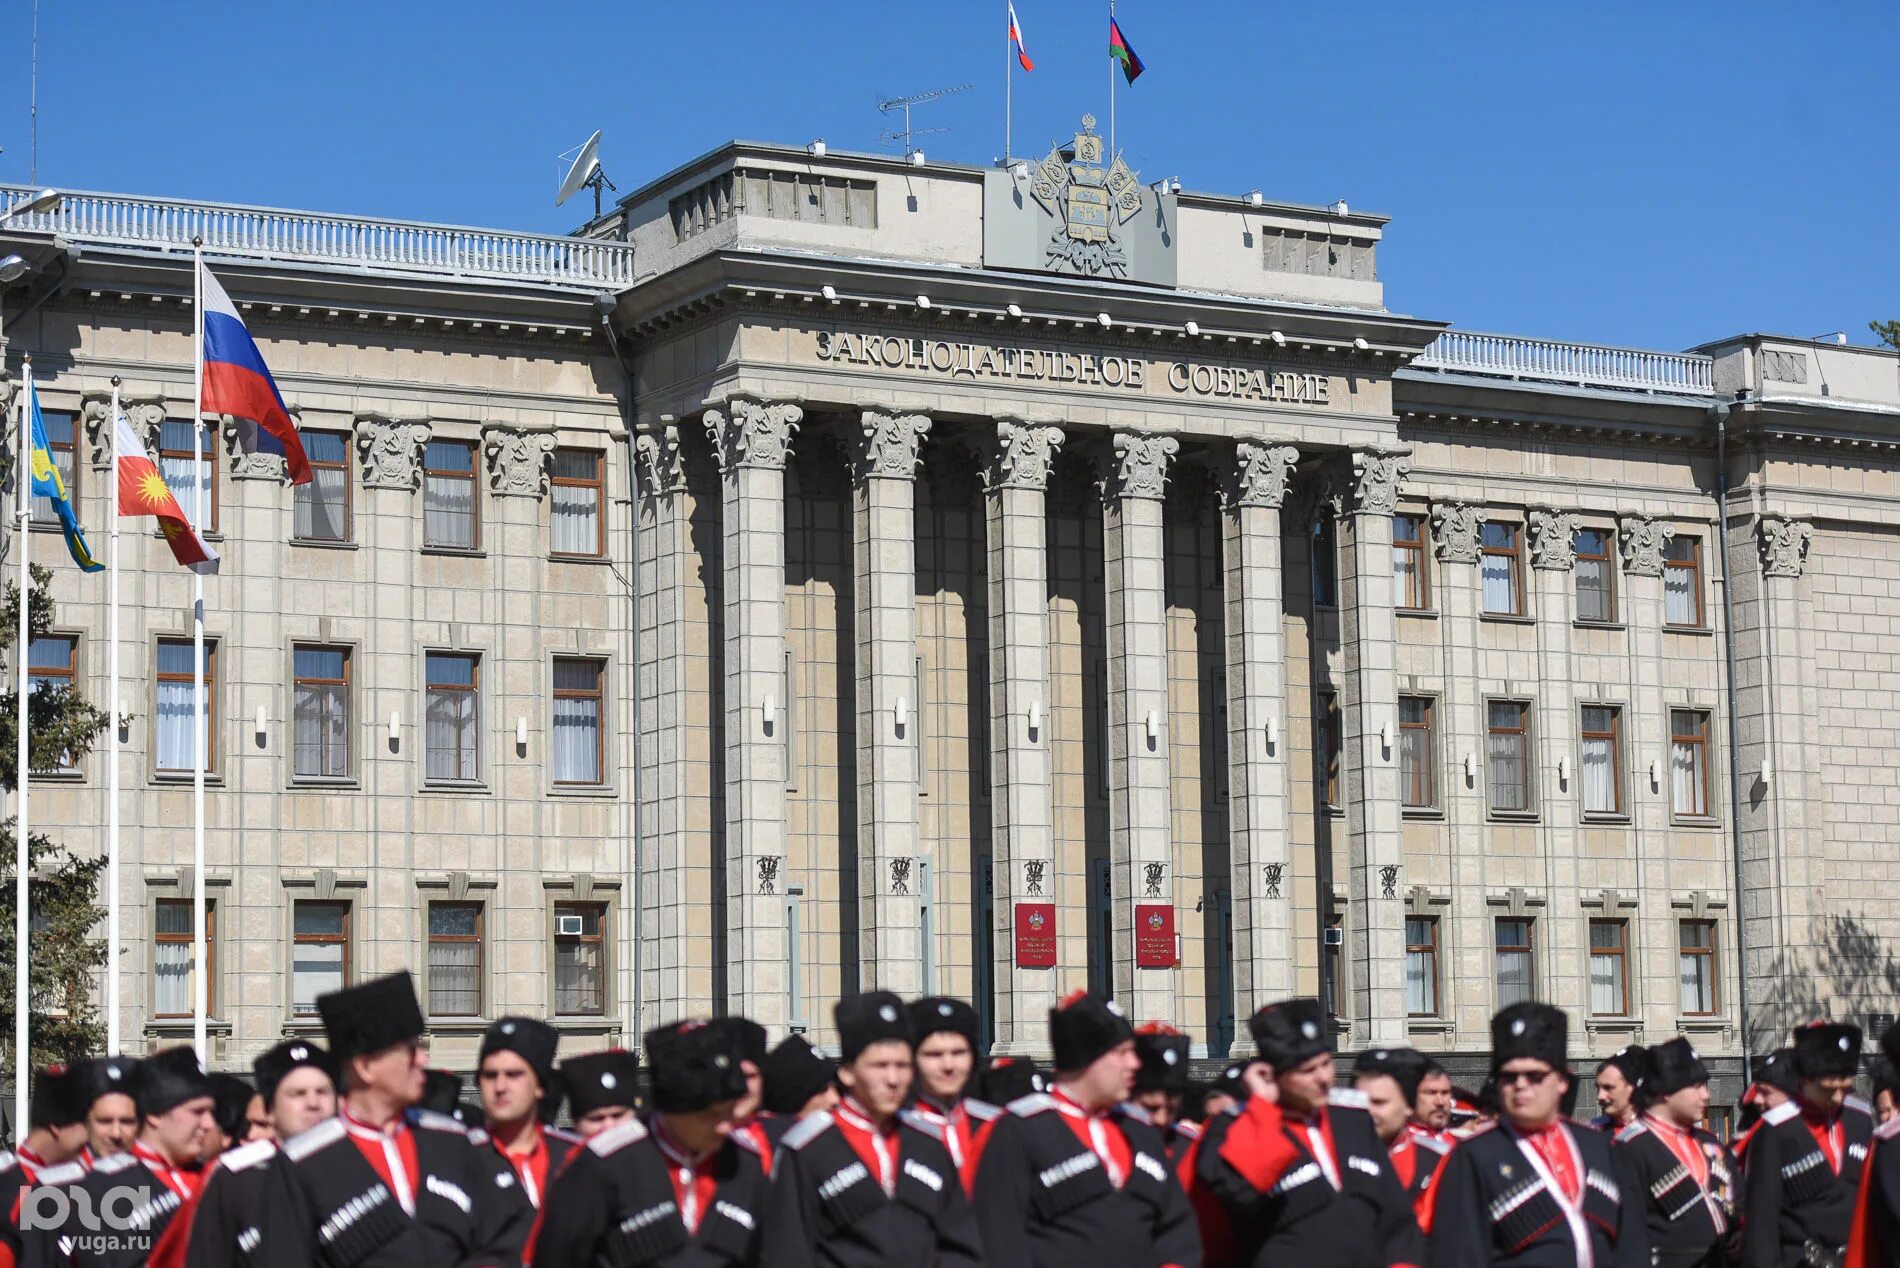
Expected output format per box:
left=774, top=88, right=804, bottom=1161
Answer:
left=200, top=263, right=311, bottom=485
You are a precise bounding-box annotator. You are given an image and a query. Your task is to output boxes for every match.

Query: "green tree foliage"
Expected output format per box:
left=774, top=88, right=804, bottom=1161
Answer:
left=1872, top=320, right=1900, bottom=350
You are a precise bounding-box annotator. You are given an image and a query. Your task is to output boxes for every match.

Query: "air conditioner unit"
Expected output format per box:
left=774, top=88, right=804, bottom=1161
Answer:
left=1323, top=927, right=1345, bottom=947
left=556, top=915, right=585, bottom=937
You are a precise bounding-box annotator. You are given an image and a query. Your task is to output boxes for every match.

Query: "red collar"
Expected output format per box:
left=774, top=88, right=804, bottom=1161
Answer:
left=912, top=1094, right=962, bottom=1119
left=836, top=1098, right=897, bottom=1137
left=653, top=1120, right=718, bottom=1169
left=1050, top=1086, right=1109, bottom=1121
left=340, top=1104, right=409, bottom=1139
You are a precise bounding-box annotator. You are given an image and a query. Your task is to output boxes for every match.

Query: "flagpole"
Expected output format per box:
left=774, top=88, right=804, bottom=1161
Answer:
left=1005, top=0, right=1012, bottom=163
left=14, top=356, right=31, bottom=1142
left=189, top=242, right=207, bottom=1065
left=106, top=377, right=121, bottom=1055
left=1109, top=0, right=1117, bottom=156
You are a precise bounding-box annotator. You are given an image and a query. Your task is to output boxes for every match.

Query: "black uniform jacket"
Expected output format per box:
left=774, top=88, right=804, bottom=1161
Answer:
left=1164, top=1119, right=1202, bottom=1168
left=758, top=1108, right=981, bottom=1268
left=36, top=1148, right=195, bottom=1268
left=1741, top=1096, right=1875, bottom=1268
left=0, top=1150, right=29, bottom=1266
left=1395, top=1130, right=1450, bottom=1222
left=1194, top=1087, right=1420, bottom=1268
left=530, top=1116, right=769, bottom=1268
left=1847, top=1114, right=1900, bottom=1268
left=260, top=1109, right=534, bottom=1268
left=970, top=1093, right=1200, bottom=1268
left=1426, top=1118, right=1648, bottom=1268
left=1611, top=1116, right=1738, bottom=1268
left=181, top=1138, right=283, bottom=1268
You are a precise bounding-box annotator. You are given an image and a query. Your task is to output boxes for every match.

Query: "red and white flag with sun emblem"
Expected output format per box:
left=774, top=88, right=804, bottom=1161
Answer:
left=115, top=413, right=218, bottom=575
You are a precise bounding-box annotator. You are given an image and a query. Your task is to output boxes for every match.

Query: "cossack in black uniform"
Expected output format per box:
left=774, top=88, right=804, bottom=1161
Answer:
left=1742, top=1022, right=1874, bottom=1268
left=1845, top=1021, right=1900, bottom=1268
left=1610, top=1038, right=1738, bottom=1268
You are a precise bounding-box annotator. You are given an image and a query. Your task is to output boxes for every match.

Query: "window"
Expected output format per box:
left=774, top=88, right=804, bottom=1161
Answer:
left=1317, top=691, right=1341, bottom=809
left=292, top=901, right=350, bottom=1016
left=1399, top=696, right=1435, bottom=809
left=550, top=449, right=604, bottom=558
left=1311, top=518, right=1337, bottom=608
left=1671, top=709, right=1711, bottom=817
left=1579, top=705, right=1623, bottom=815
left=1405, top=917, right=1439, bottom=1016
left=30, top=411, right=77, bottom=526
left=426, top=903, right=482, bottom=1017
left=1664, top=536, right=1703, bottom=627
left=294, top=432, right=351, bottom=543
left=28, top=635, right=78, bottom=773
left=154, top=898, right=214, bottom=1018
left=554, top=903, right=607, bottom=1014
left=1393, top=514, right=1429, bottom=610
left=425, top=653, right=480, bottom=783
left=1323, top=911, right=1344, bottom=1019
left=423, top=440, right=479, bottom=550
left=1589, top=919, right=1630, bottom=1016
left=1574, top=529, right=1615, bottom=623
left=293, top=645, right=350, bottom=780
left=158, top=419, right=217, bottom=532
left=155, top=638, right=216, bottom=775
left=1679, top=920, right=1718, bottom=1015
left=1495, top=917, right=1534, bottom=1007
left=1486, top=700, right=1532, bottom=813
left=552, top=658, right=606, bottom=785
left=1481, top=521, right=1523, bottom=616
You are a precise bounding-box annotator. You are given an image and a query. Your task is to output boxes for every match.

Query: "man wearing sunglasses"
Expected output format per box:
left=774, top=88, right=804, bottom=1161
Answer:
left=1426, top=1002, right=1647, bottom=1268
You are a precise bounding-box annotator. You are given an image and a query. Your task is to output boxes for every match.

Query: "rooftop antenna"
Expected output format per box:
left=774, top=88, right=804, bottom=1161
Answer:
left=556, top=130, right=617, bottom=219
left=877, top=83, right=971, bottom=160
left=29, top=0, right=39, bottom=184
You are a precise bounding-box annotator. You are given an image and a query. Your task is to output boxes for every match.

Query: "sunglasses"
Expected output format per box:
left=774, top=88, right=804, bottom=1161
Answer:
left=1497, top=1068, right=1555, bottom=1088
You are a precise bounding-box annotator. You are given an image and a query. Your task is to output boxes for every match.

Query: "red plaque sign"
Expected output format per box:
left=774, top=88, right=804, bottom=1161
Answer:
left=1134, top=904, right=1177, bottom=968
left=1014, top=903, right=1057, bottom=967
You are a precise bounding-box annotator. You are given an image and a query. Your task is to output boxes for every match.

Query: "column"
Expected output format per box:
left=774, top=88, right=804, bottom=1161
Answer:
left=1527, top=510, right=1586, bottom=1022
left=983, top=420, right=1065, bottom=1054
left=1338, top=447, right=1409, bottom=1045
left=1103, top=430, right=1179, bottom=1021
left=704, top=397, right=801, bottom=1029
left=850, top=409, right=931, bottom=996
left=1218, top=439, right=1299, bottom=1042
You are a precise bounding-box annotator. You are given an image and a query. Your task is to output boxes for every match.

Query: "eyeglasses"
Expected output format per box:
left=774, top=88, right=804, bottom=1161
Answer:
left=1497, top=1068, right=1554, bottom=1088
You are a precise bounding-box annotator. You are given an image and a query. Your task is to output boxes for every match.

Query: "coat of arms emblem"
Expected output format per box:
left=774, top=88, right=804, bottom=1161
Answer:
left=1030, top=114, right=1144, bottom=277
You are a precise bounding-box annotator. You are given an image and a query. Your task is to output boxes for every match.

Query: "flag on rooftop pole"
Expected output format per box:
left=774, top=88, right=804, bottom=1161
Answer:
left=26, top=379, right=102, bottom=573
left=1109, top=16, right=1144, bottom=84
left=198, top=261, right=312, bottom=486
left=1009, top=2, right=1034, bottom=71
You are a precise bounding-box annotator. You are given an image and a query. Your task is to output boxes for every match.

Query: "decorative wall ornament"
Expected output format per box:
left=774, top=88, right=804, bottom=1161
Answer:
left=986, top=419, right=1066, bottom=491
left=1527, top=509, right=1580, bottom=570
left=1262, top=862, right=1286, bottom=900
left=705, top=397, right=802, bottom=473
left=1108, top=431, right=1180, bottom=501
left=1758, top=516, right=1814, bottom=578
left=1431, top=502, right=1482, bottom=563
left=483, top=427, right=557, bottom=498
left=1379, top=865, right=1401, bottom=900
left=890, top=858, right=913, bottom=896
left=1347, top=448, right=1411, bottom=517
left=124, top=400, right=169, bottom=455
left=1618, top=514, right=1670, bottom=577
left=80, top=393, right=114, bottom=468
left=1142, top=861, right=1167, bottom=898
left=853, top=410, right=932, bottom=480
left=1022, top=859, right=1049, bottom=898
left=635, top=424, right=687, bottom=498
left=1221, top=439, right=1300, bottom=510
left=355, top=416, right=432, bottom=490
left=225, top=414, right=288, bottom=481
left=756, top=856, right=780, bottom=896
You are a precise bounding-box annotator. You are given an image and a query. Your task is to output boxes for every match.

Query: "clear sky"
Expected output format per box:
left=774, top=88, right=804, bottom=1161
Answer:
left=8, top=0, right=1894, bottom=352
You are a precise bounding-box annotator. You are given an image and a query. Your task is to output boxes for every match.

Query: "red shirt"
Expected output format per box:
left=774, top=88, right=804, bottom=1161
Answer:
left=341, top=1105, right=421, bottom=1214
left=1388, top=1131, right=1420, bottom=1191
left=833, top=1099, right=901, bottom=1194
left=652, top=1121, right=723, bottom=1233
left=1805, top=1107, right=1846, bottom=1173
left=1519, top=1121, right=1582, bottom=1205
left=491, top=1122, right=558, bottom=1208
left=733, top=1118, right=775, bottom=1177
left=1642, top=1113, right=1710, bottom=1188
left=129, top=1139, right=203, bottom=1202
left=1049, top=1087, right=1132, bottom=1190
left=909, top=1097, right=979, bottom=1170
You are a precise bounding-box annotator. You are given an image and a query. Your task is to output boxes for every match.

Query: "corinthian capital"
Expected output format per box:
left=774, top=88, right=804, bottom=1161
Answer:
left=1107, top=430, right=1180, bottom=501
left=1431, top=502, right=1481, bottom=563
left=1758, top=516, right=1813, bottom=578
left=984, top=419, right=1065, bottom=491
left=852, top=409, right=932, bottom=481
left=636, top=424, right=687, bottom=498
left=1527, top=509, right=1580, bottom=570
left=483, top=426, right=557, bottom=499
left=226, top=414, right=290, bottom=482
left=355, top=415, right=433, bottom=490
left=705, top=397, right=802, bottom=473
left=1618, top=514, right=1670, bottom=577
left=1347, top=447, right=1411, bottom=516
left=1220, top=438, right=1300, bottom=510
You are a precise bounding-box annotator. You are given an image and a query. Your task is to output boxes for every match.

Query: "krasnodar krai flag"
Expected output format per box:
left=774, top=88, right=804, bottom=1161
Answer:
left=115, top=412, right=218, bottom=575
left=27, top=379, right=102, bottom=572
left=1009, top=2, right=1034, bottom=71
left=199, top=262, right=312, bottom=486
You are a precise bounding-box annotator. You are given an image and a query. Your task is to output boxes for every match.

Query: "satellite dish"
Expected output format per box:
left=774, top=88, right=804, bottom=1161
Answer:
left=557, top=131, right=603, bottom=208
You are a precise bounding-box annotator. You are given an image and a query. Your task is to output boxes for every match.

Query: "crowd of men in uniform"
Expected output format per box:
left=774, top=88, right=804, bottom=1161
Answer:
left=0, top=967, right=1898, bottom=1266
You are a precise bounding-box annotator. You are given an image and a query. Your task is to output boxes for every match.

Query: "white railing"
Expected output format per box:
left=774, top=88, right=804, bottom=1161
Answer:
left=1413, top=330, right=1713, bottom=395
left=0, top=185, right=636, bottom=290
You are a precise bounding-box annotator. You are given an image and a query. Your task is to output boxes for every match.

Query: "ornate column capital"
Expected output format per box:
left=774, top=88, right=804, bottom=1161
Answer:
left=635, top=424, right=687, bottom=498
left=1758, top=516, right=1814, bottom=578
left=483, top=426, right=557, bottom=499
left=852, top=409, right=932, bottom=481
left=983, top=418, right=1065, bottom=491
left=1618, top=513, right=1671, bottom=577
left=225, top=413, right=289, bottom=482
left=1430, top=502, right=1481, bottom=563
left=1527, top=508, right=1580, bottom=570
left=1219, top=438, right=1300, bottom=510
left=354, top=415, right=432, bottom=490
left=80, top=392, right=114, bottom=468
left=704, top=397, right=802, bottom=474
left=1106, top=430, right=1180, bottom=501
left=124, top=399, right=168, bottom=455
left=1346, top=447, right=1411, bottom=516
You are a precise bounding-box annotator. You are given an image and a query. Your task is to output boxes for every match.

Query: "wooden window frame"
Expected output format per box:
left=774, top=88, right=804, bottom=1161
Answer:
left=553, top=901, right=609, bottom=1016
left=158, top=419, right=219, bottom=533
left=156, top=636, right=218, bottom=776
left=1486, top=699, right=1533, bottom=814
left=551, top=656, right=607, bottom=787
left=1573, top=528, right=1617, bottom=623
left=1481, top=521, right=1524, bottom=616
left=1664, top=535, right=1705, bottom=628
left=1393, top=513, right=1430, bottom=611
left=422, top=439, right=481, bottom=551
left=29, top=410, right=78, bottom=527
left=291, top=900, right=351, bottom=1018
left=154, top=897, right=215, bottom=1018
left=292, top=644, right=351, bottom=782
left=293, top=431, right=353, bottom=544
left=1671, top=708, right=1712, bottom=818
left=425, top=902, right=483, bottom=1018
left=1579, top=704, right=1623, bottom=816
left=28, top=634, right=78, bottom=774
left=1495, top=916, right=1535, bottom=1006
left=1588, top=918, right=1631, bottom=1017
left=1323, top=911, right=1345, bottom=1020
left=1399, top=695, right=1435, bottom=809
left=1405, top=916, right=1440, bottom=1017
left=549, top=448, right=606, bottom=559
left=424, top=652, right=482, bottom=784
left=1679, top=919, right=1719, bottom=1016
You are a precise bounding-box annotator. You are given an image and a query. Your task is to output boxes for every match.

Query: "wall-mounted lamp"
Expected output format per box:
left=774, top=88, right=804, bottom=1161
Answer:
left=1464, top=751, right=1477, bottom=782
left=821, top=285, right=838, bottom=302
left=1027, top=701, right=1042, bottom=737
left=1649, top=759, right=1662, bottom=791
left=1096, top=312, right=1113, bottom=328
left=763, top=694, right=776, bottom=731
left=1007, top=303, right=1024, bottom=318
left=388, top=710, right=402, bottom=746
left=1379, top=720, right=1394, bottom=754
left=515, top=716, right=528, bottom=749
left=1265, top=714, right=1278, bottom=749
left=1269, top=330, right=1286, bottom=346
left=895, top=696, right=909, bottom=731
left=1185, top=320, right=1200, bottom=337
left=1145, top=710, right=1160, bottom=744
left=1760, top=758, right=1774, bottom=788
left=1558, top=755, right=1571, bottom=786
left=1352, top=336, right=1371, bottom=351
left=254, top=705, right=267, bottom=744
left=916, top=294, right=932, bottom=310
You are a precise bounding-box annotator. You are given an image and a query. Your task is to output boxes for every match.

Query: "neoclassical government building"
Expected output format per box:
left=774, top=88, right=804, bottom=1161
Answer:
left=4, top=117, right=1895, bottom=1104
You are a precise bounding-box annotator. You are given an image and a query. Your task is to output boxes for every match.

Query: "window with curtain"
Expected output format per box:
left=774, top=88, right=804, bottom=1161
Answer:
left=28, top=635, right=78, bottom=773
left=1679, top=920, right=1717, bottom=1015
left=158, top=420, right=217, bottom=532
left=1580, top=705, right=1622, bottom=815
left=1487, top=700, right=1531, bottom=813
left=427, top=903, right=482, bottom=1017
left=30, top=411, right=77, bottom=525
left=554, top=903, right=606, bottom=1014
left=1311, top=518, right=1338, bottom=608
left=1393, top=514, right=1429, bottom=610
left=154, top=898, right=214, bottom=1017
left=551, top=658, right=605, bottom=785
left=1317, top=691, right=1341, bottom=809
left=294, top=432, right=351, bottom=543
left=423, top=440, right=478, bottom=550
left=293, top=646, right=350, bottom=780
left=1399, top=696, right=1434, bottom=808
left=1574, top=528, right=1615, bottom=623
left=425, top=653, right=480, bottom=782
left=155, top=638, right=216, bottom=774
left=550, top=449, right=604, bottom=557
left=1495, top=918, right=1534, bottom=1007
left=1324, top=912, right=1344, bottom=1018
left=1589, top=919, right=1629, bottom=1015
left=1671, top=709, right=1710, bottom=816
left=1405, top=917, right=1439, bottom=1015
left=1481, top=521, right=1522, bottom=615
left=1664, top=535, right=1703, bottom=627
left=292, top=902, right=349, bottom=1015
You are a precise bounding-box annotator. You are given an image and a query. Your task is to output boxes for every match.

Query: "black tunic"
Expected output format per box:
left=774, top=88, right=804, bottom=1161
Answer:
left=46, top=1150, right=194, bottom=1268
left=758, top=1109, right=982, bottom=1268
left=1741, top=1097, right=1875, bottom=1268
left=261, top=1108, right=534, bottom=1268
left=1194, top=1088, right=1421, bottom=1268
left=1611, top=1116, right=1738, bottom=1268
left=531, top=1116, right=768, bottom=1268
left=0, top=1150, right=28, bottom=1266
left=970, top=1094, right=1199, bottom=1268
left=181, top=1139, right=284, bottom=1268
left=1426, top=1119, right=1648, bottom=1268
left=1847, top=1115, right=1900, bottom=1268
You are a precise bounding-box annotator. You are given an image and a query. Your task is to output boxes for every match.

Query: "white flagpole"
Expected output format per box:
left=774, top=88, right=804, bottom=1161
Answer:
left=1005, top=1, right=1013, bottom=163
left=106, top=377, right=121, bottom=1055
left=190, top=243, right=207, bottom=1065
left=13, top=357, right=32, bottom=1141
left=1109, top=0, right=1116, bottom=156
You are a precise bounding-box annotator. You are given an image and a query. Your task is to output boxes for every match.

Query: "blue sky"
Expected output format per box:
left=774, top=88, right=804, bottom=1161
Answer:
left=9, top=0, right=1895, bottom=351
